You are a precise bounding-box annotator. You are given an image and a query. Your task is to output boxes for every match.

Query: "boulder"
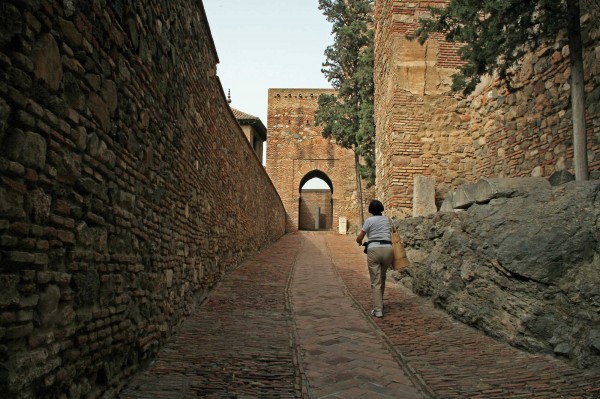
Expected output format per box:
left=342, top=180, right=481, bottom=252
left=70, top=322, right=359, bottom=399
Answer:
left=446, top=177, right=552, bottom=209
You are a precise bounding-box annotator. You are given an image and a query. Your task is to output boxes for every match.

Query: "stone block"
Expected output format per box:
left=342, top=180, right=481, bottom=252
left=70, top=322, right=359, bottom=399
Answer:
left=548, top=170, right=574, bottom=186
left=19, top=295, right=39, bottom=308
left=8, top=251, right=36, bottom=264
left=27, top=188, right=51, bottom=223
left=37, top=284, right=61, bottom=328
left=0, top=274, right=20, bottom=307
left=87, top=92, right=110, bottom=132
left=6, top=322, right=33, bottom=338
left=21, top=131, right=47, bottom=170
left=440, top=192, right=454, bottom=212
left=165, top=269, right=173, bottom=288
left=453, top=183, right=478, bottom=209
left=412, top=175, right=437, bottom=217
left=475, top=177, right=551, bottom=203
left=17, top=310, right=33, bottom=322
left=445, top=177, right=553, bottom=210
left=0, top=4, right=22, bottom=48
left=58, top=17, right=83, bottom=49
left=0, top=185, right=24, bottom=218
left=0, top=311, right=17, bottom=323
left=72, top=270, right=99, bottom=305
left=32, top=33, right=63, bottom=90
left=338, top=216, right=347, bottom=234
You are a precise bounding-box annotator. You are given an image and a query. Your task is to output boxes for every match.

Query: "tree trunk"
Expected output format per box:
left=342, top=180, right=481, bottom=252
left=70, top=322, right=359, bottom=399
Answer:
left=567, top=0, right=589, bottom=180
left=354, top=150, right=365, bottom=227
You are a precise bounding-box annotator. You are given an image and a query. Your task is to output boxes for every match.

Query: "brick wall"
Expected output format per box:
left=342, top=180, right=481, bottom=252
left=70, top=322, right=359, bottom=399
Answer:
left=266, top=88, right=367, bottom=233
left=375, top=0, right=600, bottom=216
left=299, top=189, right=333, bottom=230
left=0, top=1, right=285, bottom=397
left=374, top=0, right=475, bottom=217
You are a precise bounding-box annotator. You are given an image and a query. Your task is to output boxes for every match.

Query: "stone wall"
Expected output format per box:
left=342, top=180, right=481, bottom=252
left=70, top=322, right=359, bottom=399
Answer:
left=299, top=189, right=333, bottom=230
left=374, top=0, right=600, bottom=216
left=466, top=15, right=600, bottom=180
left=266, top=88, right=366, bottom=233
left=0, top=1, right=285, bottom=398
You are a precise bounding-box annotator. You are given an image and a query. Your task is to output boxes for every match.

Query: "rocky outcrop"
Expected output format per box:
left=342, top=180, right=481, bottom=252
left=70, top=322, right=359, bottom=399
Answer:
left=393, top=179, right=600, bottom=369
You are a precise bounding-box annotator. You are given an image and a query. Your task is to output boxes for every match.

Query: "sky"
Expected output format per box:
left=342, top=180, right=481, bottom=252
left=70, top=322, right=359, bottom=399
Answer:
left=202, top=0, right=334, bottom=125
left=202, top=0, right=335, bottom=188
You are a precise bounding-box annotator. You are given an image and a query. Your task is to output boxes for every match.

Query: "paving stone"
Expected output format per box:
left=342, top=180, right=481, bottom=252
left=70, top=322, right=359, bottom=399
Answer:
left=121, top=232, right=599, bottom=398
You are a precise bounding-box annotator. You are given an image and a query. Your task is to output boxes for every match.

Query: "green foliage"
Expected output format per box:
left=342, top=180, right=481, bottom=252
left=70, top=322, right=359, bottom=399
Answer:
left=411, top=0, right=568, bottom=94
left=316, top=0, right=375, bottom=184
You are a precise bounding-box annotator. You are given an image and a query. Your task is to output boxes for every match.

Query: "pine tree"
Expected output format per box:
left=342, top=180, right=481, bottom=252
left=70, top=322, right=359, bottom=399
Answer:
left=316, top=0, right=375, bottom=224
left=411, top=0, right=589, bottom=180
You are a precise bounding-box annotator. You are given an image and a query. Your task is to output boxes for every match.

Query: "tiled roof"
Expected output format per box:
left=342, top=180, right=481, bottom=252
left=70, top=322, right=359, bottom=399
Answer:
left=231, top=108, right=259, bottom=121
left=231, top=107, right=267, bottom=140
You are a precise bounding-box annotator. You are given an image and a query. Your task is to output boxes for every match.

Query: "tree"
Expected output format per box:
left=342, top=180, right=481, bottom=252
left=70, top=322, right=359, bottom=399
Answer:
left=410, top=0, right=589, bottom=180
left=316, top=0, right=375, bottom=224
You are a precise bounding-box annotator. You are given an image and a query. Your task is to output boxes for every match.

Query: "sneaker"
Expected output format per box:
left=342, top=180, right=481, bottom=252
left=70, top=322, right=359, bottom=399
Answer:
left=370, top=309, right=383, bottom=318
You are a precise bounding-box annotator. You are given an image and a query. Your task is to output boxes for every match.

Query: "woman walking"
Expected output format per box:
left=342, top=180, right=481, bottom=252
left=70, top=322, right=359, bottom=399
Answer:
left=356, top=200, right=394, bottom=318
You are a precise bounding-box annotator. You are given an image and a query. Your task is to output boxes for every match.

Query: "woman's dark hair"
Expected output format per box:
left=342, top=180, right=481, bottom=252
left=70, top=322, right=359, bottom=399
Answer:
left=368, top=200, right=384, bottom=215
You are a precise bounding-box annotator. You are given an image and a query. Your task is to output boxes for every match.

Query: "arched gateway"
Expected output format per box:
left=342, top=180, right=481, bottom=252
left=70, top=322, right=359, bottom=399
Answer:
left=299, top=170, right=333, bottom=231
left=266, top=88, right=365, bottom=233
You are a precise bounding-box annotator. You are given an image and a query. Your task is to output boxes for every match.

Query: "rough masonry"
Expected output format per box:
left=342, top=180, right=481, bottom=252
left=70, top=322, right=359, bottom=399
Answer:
left=375, top=0, right=600, bottom=217
left=0, top=1, right=285, bottom=398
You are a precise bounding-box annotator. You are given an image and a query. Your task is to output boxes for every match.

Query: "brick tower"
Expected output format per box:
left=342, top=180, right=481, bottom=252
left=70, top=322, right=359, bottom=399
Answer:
left=266, top=89, right=365, bottom=233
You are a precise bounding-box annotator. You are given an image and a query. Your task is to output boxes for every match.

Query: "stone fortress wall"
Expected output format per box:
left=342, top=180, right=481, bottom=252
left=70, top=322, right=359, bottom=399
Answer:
left=375, top=0, right=600, bottom=217
left=0, top=1, right=285, bottom=398
left=1, top=0, right=599, bottom=396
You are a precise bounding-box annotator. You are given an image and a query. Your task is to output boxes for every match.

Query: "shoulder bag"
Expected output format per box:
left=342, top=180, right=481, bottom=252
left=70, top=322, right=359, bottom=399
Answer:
left=387, top=217, right=410, bottom=270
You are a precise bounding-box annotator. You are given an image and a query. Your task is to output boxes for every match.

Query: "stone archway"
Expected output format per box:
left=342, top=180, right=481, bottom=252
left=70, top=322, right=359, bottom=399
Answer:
left=266, top=88, right=365, bottom=233
left=298, top=171, right=333, bottom=231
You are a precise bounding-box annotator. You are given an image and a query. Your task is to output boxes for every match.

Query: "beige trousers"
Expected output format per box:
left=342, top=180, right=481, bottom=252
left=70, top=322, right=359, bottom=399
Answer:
left=367, top=246, right=394, bottom=312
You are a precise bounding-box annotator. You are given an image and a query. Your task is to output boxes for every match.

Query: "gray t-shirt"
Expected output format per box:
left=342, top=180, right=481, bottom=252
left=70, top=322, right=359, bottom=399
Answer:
left=361, top=215, right=391, bottom=248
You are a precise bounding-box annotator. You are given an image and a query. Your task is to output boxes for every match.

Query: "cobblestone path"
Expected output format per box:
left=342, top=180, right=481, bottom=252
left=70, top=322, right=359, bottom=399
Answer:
left=324, top=234, right=600, bottom=399
left=122, top=232, right=600, bottom=398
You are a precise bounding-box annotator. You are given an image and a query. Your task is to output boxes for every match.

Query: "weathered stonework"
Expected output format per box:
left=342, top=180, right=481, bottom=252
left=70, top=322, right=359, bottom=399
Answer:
left=0, top=1, right=285, bottom=398
left=266, top=89, right=371, bottom=233
left=376, top=0, right=600, bottom=371
left=375, top=0, right=600, bottom=216
left=374, top=0, right=473, bottom=217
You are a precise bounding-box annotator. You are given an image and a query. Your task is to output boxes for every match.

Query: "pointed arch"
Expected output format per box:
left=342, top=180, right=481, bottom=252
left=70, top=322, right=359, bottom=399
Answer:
left=299, top=170, right=334, bottom=193
left=299, top=170, right=333, bottom=231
